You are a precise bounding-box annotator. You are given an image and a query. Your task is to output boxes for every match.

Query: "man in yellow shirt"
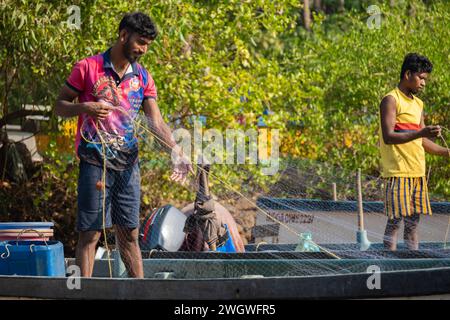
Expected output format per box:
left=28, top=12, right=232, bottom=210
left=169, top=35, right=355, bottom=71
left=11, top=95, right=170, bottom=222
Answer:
left=379, top=53, right=449, bottom=251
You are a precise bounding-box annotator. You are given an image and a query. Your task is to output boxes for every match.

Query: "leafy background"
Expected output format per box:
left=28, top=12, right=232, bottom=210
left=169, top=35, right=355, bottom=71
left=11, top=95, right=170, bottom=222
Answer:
left=0, top=0, right=449, bottom=255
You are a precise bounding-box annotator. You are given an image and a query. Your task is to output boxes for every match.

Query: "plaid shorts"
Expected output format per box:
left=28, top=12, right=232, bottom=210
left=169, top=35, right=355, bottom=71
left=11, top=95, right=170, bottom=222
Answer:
left=384, top=176, right=432, bottom=220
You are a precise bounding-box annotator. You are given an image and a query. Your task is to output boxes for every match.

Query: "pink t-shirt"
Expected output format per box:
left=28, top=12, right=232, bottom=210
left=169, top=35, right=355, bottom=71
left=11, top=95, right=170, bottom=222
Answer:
left=66, top=48, right=157, bottom=169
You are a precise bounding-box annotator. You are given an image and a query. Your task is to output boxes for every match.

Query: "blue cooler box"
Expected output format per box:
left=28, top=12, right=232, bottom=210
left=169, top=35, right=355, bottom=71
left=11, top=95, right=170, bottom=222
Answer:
left=0, top=222, right=54, bottom=230
left=0, top=241, right=65, bottom=276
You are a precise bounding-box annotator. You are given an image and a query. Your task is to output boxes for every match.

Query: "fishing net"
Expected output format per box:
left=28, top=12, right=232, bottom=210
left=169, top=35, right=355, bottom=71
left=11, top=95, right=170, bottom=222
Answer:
left=77, top=99, right=450, bottom=281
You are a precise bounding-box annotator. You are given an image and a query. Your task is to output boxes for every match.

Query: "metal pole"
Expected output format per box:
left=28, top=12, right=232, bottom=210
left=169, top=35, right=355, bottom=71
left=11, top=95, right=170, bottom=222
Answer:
left=357, top=168, right=364, bottom=231
left=332, top=183, right=337, bottom=201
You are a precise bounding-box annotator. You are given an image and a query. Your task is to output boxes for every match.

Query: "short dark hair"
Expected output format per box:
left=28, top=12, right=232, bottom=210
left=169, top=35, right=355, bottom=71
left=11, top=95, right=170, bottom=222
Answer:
left=119, top=12, right=158, bottom=40
left=400, top=53, right=433, bottom=80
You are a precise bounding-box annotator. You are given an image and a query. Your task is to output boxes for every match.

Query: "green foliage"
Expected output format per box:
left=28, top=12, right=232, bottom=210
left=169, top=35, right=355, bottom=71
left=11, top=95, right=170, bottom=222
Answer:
left=0, top=0, right=81, bottom=118
left=262, top=0, right=449, bottom=197
left=0, top=135, right=79, bottom=255
left=0, top=0, right=449, bottom=237
left=308, top=0, right=450, bottom=196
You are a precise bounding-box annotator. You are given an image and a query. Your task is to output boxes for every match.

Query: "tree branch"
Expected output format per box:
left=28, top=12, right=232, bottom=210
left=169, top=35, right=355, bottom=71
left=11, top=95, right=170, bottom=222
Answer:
left=0, top=109, right=51, bottom=129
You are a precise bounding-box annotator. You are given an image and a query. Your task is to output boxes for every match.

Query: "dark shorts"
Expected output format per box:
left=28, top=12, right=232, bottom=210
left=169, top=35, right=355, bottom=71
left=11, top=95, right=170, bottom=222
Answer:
left=77, top=160, right=141, bottom=232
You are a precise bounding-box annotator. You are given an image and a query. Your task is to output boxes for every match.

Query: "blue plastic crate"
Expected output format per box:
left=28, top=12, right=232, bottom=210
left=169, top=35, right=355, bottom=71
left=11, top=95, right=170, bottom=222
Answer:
left=0, top=241, right=65, bottom=276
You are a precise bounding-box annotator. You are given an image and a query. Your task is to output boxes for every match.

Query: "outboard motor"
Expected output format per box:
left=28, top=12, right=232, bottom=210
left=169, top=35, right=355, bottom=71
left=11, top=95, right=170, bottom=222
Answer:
left=139, top=205, right=187, bottom=251
left=140, top=164, right=243, bottom=252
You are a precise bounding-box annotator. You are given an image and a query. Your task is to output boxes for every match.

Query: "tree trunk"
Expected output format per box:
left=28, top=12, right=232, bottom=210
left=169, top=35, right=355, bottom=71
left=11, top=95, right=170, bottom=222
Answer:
left=408, top=3, right=416, bottom=17
left=338, top=0, right=345, bottom=12
left=313, top=0, right=322, bottom=12
left=390, top=0, right=395, bottom=7
left=2, top=66, right=8, bottom=118
left=303, top=0, right=311, bottom=31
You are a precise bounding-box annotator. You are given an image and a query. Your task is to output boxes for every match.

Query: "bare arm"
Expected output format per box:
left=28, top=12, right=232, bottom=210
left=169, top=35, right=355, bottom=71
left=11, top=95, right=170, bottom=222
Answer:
left=142, top=98, right=178, bottom=151
left=54, top=85, right=86, bottom=117
left=54, top=85, right=112, bottom=120
left=423, top=138, right=449, bottom=157
left=420, top=114, right=449, bottom=157
left=380, top=95, right=440, bottom=145
left=142, top=98, right=193, bottom=182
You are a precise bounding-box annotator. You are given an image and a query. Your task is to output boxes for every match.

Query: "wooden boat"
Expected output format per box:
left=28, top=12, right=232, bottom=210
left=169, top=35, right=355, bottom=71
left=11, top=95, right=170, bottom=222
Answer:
left=1, top=198, right=449, bottom=299
left=0, top=241, right=449, bottom=300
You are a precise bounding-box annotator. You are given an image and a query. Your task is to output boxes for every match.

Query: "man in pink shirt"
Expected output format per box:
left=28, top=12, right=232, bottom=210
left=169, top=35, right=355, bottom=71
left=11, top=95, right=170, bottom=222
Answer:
left=55, top=12, right=191, bottom=278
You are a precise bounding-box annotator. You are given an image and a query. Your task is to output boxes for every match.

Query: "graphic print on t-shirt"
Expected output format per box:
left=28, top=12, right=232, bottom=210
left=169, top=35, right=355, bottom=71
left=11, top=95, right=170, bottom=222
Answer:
left=66, top=49, right=157, bottom=170
left=79, top=75, right=139, bottom=169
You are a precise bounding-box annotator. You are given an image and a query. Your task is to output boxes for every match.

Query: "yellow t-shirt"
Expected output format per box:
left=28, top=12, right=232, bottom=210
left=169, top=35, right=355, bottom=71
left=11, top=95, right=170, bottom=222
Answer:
left=379, top=87, right=425, bottom=177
